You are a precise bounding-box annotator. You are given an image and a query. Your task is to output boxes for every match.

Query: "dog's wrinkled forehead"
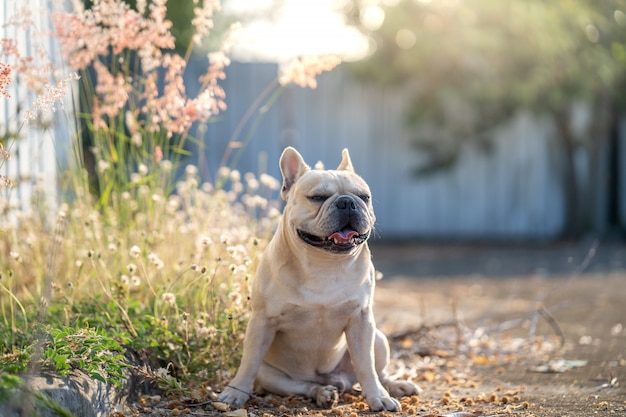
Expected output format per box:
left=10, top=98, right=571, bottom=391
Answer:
left=279, top=147, right=372, bottom=202
left=296, top=170, right=370, bottom=196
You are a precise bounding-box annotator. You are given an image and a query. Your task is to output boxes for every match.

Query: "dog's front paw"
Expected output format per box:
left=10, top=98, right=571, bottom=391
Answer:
left=217, top=386, right=250, bottom=407
left=366, top=394, right=402, bottom=412
left=314, top=385, right=339, bottom=408
left=386, top=379, right=421, bottom=398
left=327, top=374, right=352, bottom=393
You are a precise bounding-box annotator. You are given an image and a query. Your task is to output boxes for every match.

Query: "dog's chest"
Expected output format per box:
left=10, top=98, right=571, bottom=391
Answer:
left=264, top=296, right=361, bottom=377
left=275, top=296, right=362, bottom=333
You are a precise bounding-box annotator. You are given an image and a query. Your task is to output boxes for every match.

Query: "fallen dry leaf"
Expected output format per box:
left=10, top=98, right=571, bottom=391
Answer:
left=212, top=401, right=230, bottom=411
left=528, top=359, right=588, bottom=373
left=225, top=408, right=247, bottom=417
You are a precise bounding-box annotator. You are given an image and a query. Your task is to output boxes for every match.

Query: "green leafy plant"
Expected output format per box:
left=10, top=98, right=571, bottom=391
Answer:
left=41, top=326, right=130, bottom=387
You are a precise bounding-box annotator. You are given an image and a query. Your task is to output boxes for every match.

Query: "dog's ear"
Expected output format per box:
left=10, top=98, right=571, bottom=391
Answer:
left=280, top=147, right=310, bottom=200
left=337, top=148, right=354, bottom=172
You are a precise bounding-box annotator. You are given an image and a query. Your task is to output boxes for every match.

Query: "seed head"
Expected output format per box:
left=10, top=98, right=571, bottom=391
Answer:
left=120, top=274, right=130, bottom=285
left=129, top=245, right=141, bottom=258
left=162, top=292, right=176, bottom=306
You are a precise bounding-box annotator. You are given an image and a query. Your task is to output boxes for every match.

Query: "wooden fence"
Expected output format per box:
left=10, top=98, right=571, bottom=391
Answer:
left=1, top=1, right=74, bottom=224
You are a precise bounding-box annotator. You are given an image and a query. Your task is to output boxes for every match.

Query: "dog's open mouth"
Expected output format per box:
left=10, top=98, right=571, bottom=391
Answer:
left=297, top=228, right=369, bottom=253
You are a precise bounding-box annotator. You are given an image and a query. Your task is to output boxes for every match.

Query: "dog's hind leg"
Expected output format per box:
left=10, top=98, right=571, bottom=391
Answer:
left=256, top=362, right=339, bottom=408
left=374, top=329, right=421, bottom=397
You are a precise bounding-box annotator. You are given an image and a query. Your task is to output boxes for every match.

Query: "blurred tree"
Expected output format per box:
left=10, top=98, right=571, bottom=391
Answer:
left=347, top=0, right=626, bottom=237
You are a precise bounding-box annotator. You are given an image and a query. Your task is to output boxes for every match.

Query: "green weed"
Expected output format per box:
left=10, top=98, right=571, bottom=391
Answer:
left=41, top=326, right=130, bottom=387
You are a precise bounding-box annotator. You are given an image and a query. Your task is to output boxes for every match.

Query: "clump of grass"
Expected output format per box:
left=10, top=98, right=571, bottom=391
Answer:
left=0, top=162, right=281, bottom=384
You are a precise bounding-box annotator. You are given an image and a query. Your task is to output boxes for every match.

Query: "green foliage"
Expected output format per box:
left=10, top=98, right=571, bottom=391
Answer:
left=0, top=167, right=277, bottom=392
left=0, top=155, right=278, bottom=390
left=0, top=373, right=21, bottom=399
left=348, top=0, right=626, bottom=173
left=0, top=347, right=31, bottom=374
left=41, top=326, right=130, bottom=387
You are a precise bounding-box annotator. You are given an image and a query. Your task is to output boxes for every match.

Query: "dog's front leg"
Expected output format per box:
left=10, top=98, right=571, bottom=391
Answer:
left=218, top=314, right=276, bottom=407
left=345, top=308, right=401, bottom=412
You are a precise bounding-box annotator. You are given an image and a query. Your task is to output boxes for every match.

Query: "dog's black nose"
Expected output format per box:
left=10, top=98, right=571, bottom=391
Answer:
left=335, top=196, right=357, bottom=211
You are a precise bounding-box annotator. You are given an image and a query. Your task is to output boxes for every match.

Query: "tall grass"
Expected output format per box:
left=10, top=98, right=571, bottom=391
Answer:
left=1, top=158, right=281, bottom=381
left=0, top=0, right=339, bottom=397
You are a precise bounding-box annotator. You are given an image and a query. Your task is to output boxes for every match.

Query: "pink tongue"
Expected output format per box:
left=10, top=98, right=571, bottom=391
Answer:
left=328, top=230, right=359, bottom=243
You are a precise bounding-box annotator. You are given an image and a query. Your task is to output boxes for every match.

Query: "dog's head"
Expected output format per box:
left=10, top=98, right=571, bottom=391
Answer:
left=279, top=147, right=375, bottom=255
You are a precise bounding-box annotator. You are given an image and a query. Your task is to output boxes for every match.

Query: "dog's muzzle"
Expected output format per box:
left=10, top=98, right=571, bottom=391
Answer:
left=297, top=195, right=370, bottom=254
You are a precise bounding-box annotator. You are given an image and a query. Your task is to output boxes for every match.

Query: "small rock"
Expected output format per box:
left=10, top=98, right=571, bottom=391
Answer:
left=225, top=409, right=247, bottom=417
left=212, top=401, right=230, bottom=411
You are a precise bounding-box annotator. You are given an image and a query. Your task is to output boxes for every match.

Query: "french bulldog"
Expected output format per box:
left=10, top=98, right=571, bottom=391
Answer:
left=217, top=147, right=419, bottom=411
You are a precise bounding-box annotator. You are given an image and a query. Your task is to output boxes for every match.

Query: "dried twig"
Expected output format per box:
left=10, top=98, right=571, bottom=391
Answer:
left=525, top=240, right=598, bottom=345
left=389, top=321, right=464, bottom=342
left=483, top=240, right=598, bottom=348
left=529, top=305, right=566, bottom=346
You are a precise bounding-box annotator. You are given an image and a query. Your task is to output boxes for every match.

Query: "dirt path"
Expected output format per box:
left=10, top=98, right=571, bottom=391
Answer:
left=371, top=241, right=626, bottom=416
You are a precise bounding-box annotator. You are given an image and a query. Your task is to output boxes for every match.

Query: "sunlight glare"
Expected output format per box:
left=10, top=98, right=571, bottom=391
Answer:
left=360, top=4, right=385, bottom=31
left=224, top=0, right=371, bottom=63
left=396, top=28, right=416, bottom=49
left=614, top=9, right=626, bottom=26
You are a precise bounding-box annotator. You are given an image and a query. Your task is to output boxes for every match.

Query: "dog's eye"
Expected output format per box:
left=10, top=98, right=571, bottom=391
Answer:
left=308, top=195, right=329, bottom=203
left=359, top=194, right=371, bottom=203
